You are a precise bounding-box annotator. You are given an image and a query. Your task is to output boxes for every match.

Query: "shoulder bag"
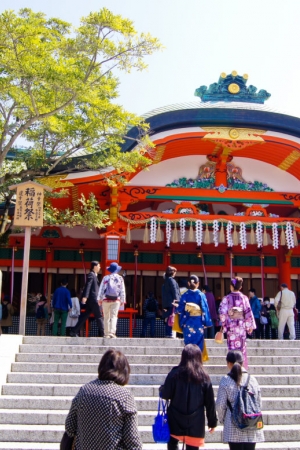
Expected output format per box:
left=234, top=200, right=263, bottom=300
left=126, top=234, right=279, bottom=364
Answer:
left=152, top=397, right=170, bottom=444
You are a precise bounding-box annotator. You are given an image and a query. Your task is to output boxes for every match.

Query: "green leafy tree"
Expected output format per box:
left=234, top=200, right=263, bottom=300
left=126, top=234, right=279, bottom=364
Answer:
left=0, top=7, right=161, bottom=236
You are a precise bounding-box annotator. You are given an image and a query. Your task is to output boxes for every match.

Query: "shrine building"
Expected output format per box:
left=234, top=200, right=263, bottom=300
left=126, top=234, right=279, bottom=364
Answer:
left=1, top=71, right=300, bottom=313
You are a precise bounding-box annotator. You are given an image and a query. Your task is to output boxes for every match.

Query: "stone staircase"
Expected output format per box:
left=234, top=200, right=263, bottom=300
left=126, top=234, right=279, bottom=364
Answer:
left=0, top=336, right=300, bottom=449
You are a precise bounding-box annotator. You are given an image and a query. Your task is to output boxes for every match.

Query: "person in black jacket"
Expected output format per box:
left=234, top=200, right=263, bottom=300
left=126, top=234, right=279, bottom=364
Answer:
left=162, top=266, right=181, bottom=338
left=70, top=261, right=104, bottom=337
left=160, top=344, right=217, bottom=450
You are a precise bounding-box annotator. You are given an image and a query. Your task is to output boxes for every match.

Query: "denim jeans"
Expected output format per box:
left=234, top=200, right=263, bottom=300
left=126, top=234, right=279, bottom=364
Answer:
left=141, top=317, right=156, bottom=337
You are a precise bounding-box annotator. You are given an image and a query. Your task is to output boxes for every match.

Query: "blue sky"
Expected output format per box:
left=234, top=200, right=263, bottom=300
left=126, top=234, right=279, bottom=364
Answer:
left=2, top=0, right=300, bottom=117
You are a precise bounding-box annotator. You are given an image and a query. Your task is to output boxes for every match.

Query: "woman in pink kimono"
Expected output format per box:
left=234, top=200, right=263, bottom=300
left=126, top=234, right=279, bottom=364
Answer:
left=219, top=277, right=255, bottom=369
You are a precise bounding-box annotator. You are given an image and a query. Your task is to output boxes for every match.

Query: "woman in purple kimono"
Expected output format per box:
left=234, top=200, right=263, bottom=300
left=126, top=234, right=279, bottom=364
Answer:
left=177, top=275, right=212, bottom=353
left=219, top=277, right=255, bottom=369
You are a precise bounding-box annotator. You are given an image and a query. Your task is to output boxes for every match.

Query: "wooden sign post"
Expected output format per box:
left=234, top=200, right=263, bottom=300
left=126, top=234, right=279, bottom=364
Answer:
left=9, top=181, right=52, bottom=335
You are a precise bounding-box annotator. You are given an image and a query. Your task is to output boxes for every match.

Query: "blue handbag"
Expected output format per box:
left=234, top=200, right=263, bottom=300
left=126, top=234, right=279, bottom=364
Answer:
left=152, top=397, right=170, bottom=444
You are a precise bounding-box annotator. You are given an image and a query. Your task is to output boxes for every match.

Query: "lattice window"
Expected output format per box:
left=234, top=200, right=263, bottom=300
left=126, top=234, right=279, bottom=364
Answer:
left=120, top=252, right=163, bottom=264
left=54, top=250, right=101, bottom=262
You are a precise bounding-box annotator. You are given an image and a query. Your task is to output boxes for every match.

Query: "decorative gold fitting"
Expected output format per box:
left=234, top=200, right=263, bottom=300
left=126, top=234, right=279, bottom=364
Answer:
left=197, top=252, right=202, bottom=258
left=260, top=255, right=265, bottom=259
left=13, top=247, right=18, bottom=252
left=134, top=250, right=139, bottom=257
left=79, top=249, right=84, bottom=254
left=167, top=252, right=171, bottom=257
left=46, top=247, right=51, bottom=253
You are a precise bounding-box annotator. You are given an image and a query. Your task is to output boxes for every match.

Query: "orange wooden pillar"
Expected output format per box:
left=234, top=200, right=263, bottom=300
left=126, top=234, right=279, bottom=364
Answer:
left=278, top=247, right=292, bottom=289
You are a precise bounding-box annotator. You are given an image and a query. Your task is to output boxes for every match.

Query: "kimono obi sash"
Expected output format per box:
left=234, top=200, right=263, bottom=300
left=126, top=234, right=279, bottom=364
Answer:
left=185, top=302, right=202, bottom=316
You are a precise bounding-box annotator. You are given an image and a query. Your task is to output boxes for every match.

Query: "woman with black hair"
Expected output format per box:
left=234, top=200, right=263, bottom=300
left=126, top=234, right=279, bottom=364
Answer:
left=177, top=275, right=212, bottom=352
left=63, top=349, right=142, bottom=450
left=218, top=277, right=255, bottom=368
left=160, top=344, right=217, bottom=450
left=216, top=350, right=264, bottom=450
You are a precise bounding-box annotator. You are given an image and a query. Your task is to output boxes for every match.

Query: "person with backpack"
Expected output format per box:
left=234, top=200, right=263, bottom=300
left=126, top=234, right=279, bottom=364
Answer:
left=70, top=261, right=104, bottom=338
left=141, top=292, right=158, bottom=338
left=35, top=295, right=49, bottom=336
left=98, top=262, right=126, bottom=338
left=216, top=350, right=264, bottom=450
left=0, top=295, right=14, bottom=334
left=219, top=277, right=255, bottom=369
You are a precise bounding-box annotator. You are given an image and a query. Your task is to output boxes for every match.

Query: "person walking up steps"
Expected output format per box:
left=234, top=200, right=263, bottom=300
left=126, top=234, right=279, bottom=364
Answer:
left=141, top=292, right=158, bottom=338
left=216, top=350, right=264, bottom=450
left=275, top=282, right=296, bottom=340
left=70, top=261, right=104, bottom=337
left=52, top=280, right=72, bottom=336
left=98, top=262, right=125, bottom=338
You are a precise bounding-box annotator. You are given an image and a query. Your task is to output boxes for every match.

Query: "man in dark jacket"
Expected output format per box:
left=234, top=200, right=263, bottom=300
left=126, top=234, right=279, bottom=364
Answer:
left=162, top=266, right=181, bottom=338
left=70, top=261, right=104, bottom=337
left=249, top=288, right=262, bottom=339
left=52, top=280, right=72, bottom=336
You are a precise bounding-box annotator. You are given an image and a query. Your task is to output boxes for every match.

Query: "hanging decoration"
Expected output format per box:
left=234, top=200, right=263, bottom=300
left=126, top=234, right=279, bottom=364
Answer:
left=285, top=222, right=294, bottom=249
left=150, top=217, right=157, bottom=243
left=219, top=223, right=225, bottom=243
left=226, top=221, right=233, bottom=247
left=293, top=226, right=298, bottom=247
left=156, top=221, right=163, bottom=242
left=195, top=220, right=203, bottom=247
left=272, top=223, right=279, bottom=249
left=143, top=223, right=149, bottom=244
left=261, top=255, right=265, bottom=299
left=239, top=222, right=247, bottom=249
left=201, top=253, right=208, bottom=284
left=166, top=220, right=172, bottom=247
left=280, top=226, right=286, bottom=246
left=204, top=223, right=211, bottom=244
left=250, top=224, right=255, bottom=245
left=188, top=223, right=195, bottom=242
left=180, top=218, right=186, bottom=244
left=125, top=224, right=131, bottom=244
left=255, top=221, right=263, bottom=248
left=213, top=220, right=219, bottom=247
left=233, top=225, right=239, bottom=246
left=263, top=226, right=268, bottom=247
left=172, top=223, right=178, bottom=243
left=230, top=252, right=233, bottom=279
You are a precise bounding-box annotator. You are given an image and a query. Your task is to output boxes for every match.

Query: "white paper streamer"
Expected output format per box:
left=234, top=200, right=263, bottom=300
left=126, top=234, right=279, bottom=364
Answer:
left=239, top=222, right=247, bottom=249
left=180, top=218, right=186, bottom=245
left=166, top=220, right=171, bottom=247
left=285, top=222, right=294, bottom=249
left=272, top=223, right=279, bottom=250
left=256, top=221, right=263, bottom=248
left=195, top=220, right=203, bottom=247
left=226, top=221, right=233, bottom=247
left=150, top=217, right=157, bottom=244
left=213, top=220, right=219, bottom=247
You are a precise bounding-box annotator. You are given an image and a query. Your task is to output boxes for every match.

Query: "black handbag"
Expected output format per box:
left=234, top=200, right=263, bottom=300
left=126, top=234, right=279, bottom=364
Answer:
left=60, top=432, right=74, bottom=450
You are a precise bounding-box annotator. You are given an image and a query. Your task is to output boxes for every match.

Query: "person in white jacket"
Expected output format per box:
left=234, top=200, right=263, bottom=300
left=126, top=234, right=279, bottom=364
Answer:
left=274, top=283, right=296, bottom=340
left=66, top=289, right=81, bottom=333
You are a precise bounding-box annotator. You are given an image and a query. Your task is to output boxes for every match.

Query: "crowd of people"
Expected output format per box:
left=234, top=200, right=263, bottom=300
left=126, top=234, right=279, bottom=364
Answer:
left=61, top=346, right=264, bottom=450
left=0, top=262, right=299, bottom=342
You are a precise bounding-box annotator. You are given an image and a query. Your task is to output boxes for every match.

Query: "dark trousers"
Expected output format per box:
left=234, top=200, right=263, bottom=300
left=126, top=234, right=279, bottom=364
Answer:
left=229, top=443, right=255, bottom=450
left=141, top=317, right=156, bottom=337
left=72, top=301, right=104, bottom=337
left=204, top=324, right=215, bottom=339
left=168, top=436, right=198, bottom=450
left=1, top=326, right=8, bottom=334
left=254, top=318, right=261, bottom=339
left=264, top=323, right=277, bottom=339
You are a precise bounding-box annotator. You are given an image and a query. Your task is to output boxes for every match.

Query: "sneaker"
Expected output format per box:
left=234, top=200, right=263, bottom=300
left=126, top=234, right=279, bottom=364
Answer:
left=104, top=335, right=112, bottom=339
left=109, top=333, right=117, bottom=338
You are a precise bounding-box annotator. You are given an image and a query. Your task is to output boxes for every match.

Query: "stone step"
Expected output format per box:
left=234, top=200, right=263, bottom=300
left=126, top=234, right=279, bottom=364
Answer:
left=22, top=336, right=300, bottom=348
left=10, top=353, right=300, bottom=372
left=0, top=424, right=299, bottom=444
left=17, top=343, right=300, bottom=357
left=0, top=408, right=298, bottom=426
left=0, top=395, right=299, bottom=411
left=0, top=444, right=299, bottom=450
left=3, top=382, right=300, bottom=398
left=8, top=371, right=300, bottom=386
